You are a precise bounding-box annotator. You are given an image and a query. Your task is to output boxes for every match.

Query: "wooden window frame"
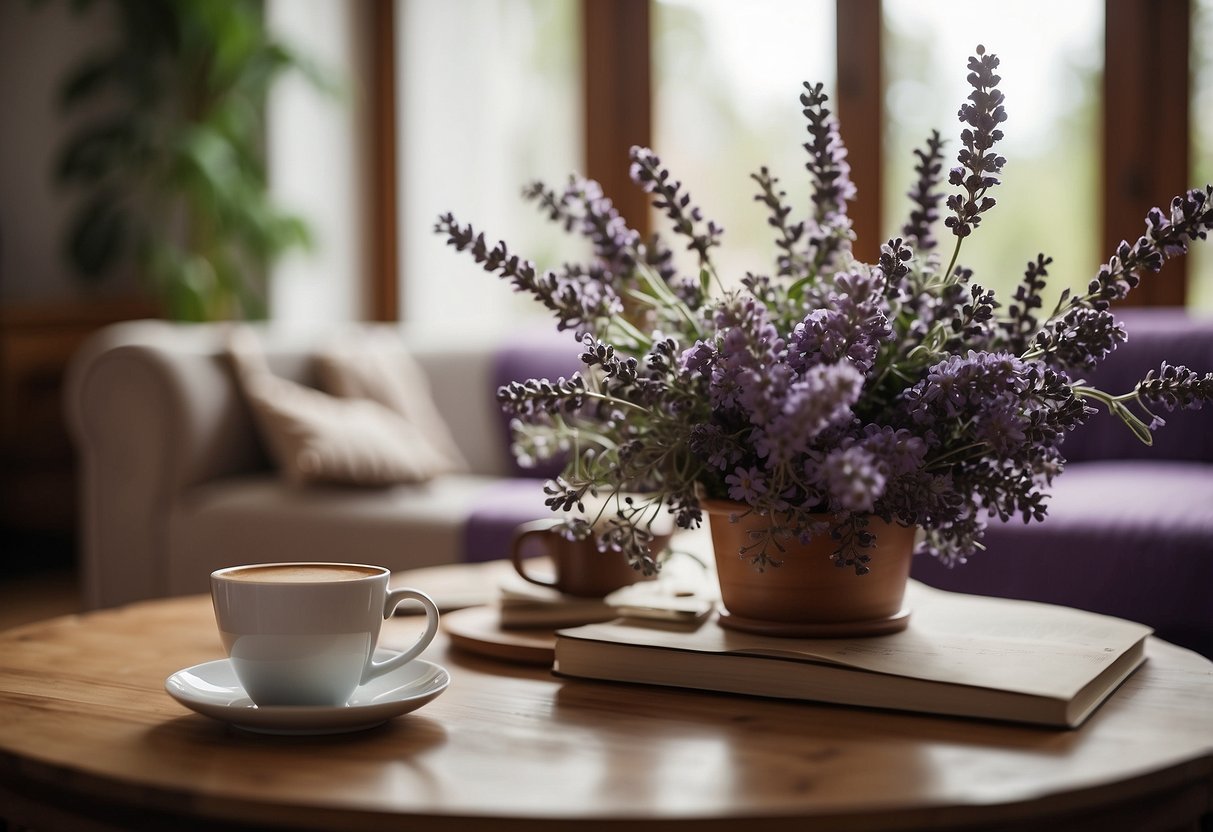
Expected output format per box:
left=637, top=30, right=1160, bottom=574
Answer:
left=370, top=0, right=399, bottom=321
left=583, top=0, right=652, bottom=238
left=1104, top=0, right=1191, bottom=306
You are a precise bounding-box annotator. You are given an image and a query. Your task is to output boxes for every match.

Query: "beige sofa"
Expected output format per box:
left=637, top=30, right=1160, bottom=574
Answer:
left=65, top=320, right=574, bottom=609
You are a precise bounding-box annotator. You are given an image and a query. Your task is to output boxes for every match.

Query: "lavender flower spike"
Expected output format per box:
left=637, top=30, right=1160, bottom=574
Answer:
left=902, top=130, right=947, bottom=252
left=1082, top=185, right=1213, bottom=309
left=944, top=45, right=1007, bottom=242
left=629, top=146, right=723, bottom=268
left=800, top=83, right=857, bottom=272
left=800, top=82, right=855, bottom=221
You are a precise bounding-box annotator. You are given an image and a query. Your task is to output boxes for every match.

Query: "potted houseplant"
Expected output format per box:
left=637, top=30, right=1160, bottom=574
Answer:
left=52, top=0, right=328, bottom=321
left=437, top=46, right=1213, bottom=636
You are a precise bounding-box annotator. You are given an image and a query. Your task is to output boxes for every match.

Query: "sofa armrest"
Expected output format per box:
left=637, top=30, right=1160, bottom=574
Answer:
left=63, top=319, right=582, bottom=608
left=65, top=322, right=268, bottom=608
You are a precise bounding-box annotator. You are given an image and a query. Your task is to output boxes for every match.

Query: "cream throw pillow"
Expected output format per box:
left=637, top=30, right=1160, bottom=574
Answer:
left=314, top=331, right=469, bottom=473
left=227, top=328, right=461, bottom=487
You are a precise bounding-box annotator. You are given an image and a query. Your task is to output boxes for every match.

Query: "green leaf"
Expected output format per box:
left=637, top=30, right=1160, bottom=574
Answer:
left=55, top=117, right=140, bottom=184
left=67, top=191, right=128, bottom=278
left=58, top=53, right=122, bottom=108
left=786, top=274, right=814, bottom=302
left=1108, top=400, right=1154, bottom=446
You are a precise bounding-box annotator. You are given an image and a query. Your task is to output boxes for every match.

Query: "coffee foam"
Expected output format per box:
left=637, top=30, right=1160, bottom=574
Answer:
left=220, top=564, right=381, bottom=583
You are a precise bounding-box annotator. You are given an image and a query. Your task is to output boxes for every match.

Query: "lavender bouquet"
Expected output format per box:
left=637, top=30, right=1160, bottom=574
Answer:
left=437, top=45, right=1213, bottom=576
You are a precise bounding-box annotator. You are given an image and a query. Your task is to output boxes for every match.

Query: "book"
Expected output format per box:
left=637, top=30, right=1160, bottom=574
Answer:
left=498, top=577, right=618, bottom=629
left=498, top=552, right=718, bottom=629
left=554, top=581, right=1152, bottom=728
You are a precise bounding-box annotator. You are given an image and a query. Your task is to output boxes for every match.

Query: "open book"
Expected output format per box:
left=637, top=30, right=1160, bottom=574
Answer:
left=554, top=581, right=1152, bottom=728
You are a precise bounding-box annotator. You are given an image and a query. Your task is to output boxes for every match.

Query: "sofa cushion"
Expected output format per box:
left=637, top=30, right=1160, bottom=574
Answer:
left=1063, top=309, right=1213, bottom=464
left=461, top=479, right=557, bottom=563
left=167, top=473, right=548, bottom=596
left=912, top=459, right=1213, bottom=658
left=227, top=328, right=459, bottom=486
left=316, top=331, right=469, bottom=473
left=491, top=332, right=582, bottom=479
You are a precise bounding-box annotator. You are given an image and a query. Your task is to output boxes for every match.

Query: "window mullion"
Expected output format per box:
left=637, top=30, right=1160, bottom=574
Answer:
left=1104, top=0, right=1191, bottom=306
left=582, top=0, right=652, bottom=238
left=836, top=0, right=883, bottom=263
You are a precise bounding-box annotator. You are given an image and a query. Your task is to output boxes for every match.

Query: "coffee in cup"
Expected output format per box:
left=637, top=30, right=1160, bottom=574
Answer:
left=211, top=562, right=439, bottom=707
left=510, top=519, right=670, bottom=598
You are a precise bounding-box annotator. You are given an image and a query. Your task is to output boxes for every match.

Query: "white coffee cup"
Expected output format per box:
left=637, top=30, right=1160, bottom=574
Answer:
left=211, top=562, right=440, bottom=707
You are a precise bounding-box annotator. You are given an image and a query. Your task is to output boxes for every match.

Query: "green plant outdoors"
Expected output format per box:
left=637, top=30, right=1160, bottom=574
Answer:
left=52, top=0, right=334, bottom=320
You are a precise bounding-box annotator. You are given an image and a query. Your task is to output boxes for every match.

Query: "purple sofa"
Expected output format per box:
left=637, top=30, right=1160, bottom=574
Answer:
left=912, top=309, right=1213, bottom=658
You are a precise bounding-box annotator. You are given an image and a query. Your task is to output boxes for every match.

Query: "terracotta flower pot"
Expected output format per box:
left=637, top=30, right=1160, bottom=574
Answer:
left=701, top=498, right=916, bottom=637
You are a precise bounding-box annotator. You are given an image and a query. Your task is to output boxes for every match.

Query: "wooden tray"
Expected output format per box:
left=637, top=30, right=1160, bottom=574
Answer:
left=441, top=605, right=556, bottom=666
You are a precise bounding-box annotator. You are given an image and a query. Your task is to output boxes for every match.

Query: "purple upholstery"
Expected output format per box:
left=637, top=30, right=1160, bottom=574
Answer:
left=461, top=478, right=552, bottom=563
left=490, top=331, right=582, bottom=479
left=912, top=461, right=1213, bottom=658
left=465, top=325, right=579, bottom=564
left=1062, top=309, right=1213, bottom=463
left=912, top=308, right=1213, bottom=658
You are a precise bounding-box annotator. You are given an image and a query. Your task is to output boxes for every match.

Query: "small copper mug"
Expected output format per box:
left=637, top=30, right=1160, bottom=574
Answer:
left=510, top=520, right=666, bottom=598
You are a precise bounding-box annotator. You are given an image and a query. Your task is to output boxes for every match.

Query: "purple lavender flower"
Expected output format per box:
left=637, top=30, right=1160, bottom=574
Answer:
left=523, top=176, right=640, bottom=279
left=435, top=214, right=622, bottom=336
left=726, top=466, right=768, bottom=503
left=944, top=45, right=1007, bottom=241
left=629, top=146, right=723, bottom=272
left=679, top=341, right=714, bottom=374
left=824, top=445, right=886, bottom=512
left=800, top=82, right=856, bottom=269
left=1079, top=186, right=1213, bottom=310
left=438, top=47, right=1213, bottom=576
left=997, top=254, right=1052, bottom=354
left=752, top=166, right=807, bottom=278
left=787, top=269, right=892, bottom=374
left=902, top=130, right=947, bottom=252
left=800, top=83, right=856, bottom=221
left=1029, top=306, right=1126, bottom=373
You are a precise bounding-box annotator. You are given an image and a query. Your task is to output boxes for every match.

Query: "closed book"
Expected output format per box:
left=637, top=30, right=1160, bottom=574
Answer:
left=498, top=559, right=717, bottom=629
left=497, top=573, right=617, bottom=629
left=554, top=581, right=1151, bottom=728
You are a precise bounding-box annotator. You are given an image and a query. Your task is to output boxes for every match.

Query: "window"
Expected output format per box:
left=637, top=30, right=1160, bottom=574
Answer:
left=395, top=0, right=584, bottom=330
left=383, top=0, right=1210, bottom=322
left=652, top=0, right=835, bottom=285
left=883, top=1, right=1102, bottom=308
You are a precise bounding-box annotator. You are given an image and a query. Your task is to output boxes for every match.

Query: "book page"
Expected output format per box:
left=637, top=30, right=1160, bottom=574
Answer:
left=561, top=581, right=1152, bottom=700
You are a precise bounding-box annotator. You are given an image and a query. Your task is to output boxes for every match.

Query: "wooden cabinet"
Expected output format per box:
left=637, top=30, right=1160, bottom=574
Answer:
left=0, top=298, right=159, bottom=539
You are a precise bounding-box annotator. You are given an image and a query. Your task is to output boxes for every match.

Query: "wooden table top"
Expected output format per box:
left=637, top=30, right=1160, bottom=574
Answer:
left=1, top=563, right=1212, bottom=832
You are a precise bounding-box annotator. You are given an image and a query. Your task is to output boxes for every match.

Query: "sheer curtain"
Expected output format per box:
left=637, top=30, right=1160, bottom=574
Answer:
left=396, top=0, right=584, bottom=332
left=651, top=0, right=836, bottom=286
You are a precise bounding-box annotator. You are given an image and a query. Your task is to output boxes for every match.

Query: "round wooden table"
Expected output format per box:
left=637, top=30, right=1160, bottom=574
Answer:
left=1, top=565, right=1212, bottom=832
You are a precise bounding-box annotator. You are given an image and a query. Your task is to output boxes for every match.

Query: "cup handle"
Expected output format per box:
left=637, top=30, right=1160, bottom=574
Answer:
left=510, top=520, right=561, bottom=589
left=361, top=588, right=440, bottom=684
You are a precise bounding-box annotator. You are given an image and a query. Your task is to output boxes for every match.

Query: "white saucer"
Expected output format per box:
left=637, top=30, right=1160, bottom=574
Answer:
left=165, top=651, right=450, bottom=735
